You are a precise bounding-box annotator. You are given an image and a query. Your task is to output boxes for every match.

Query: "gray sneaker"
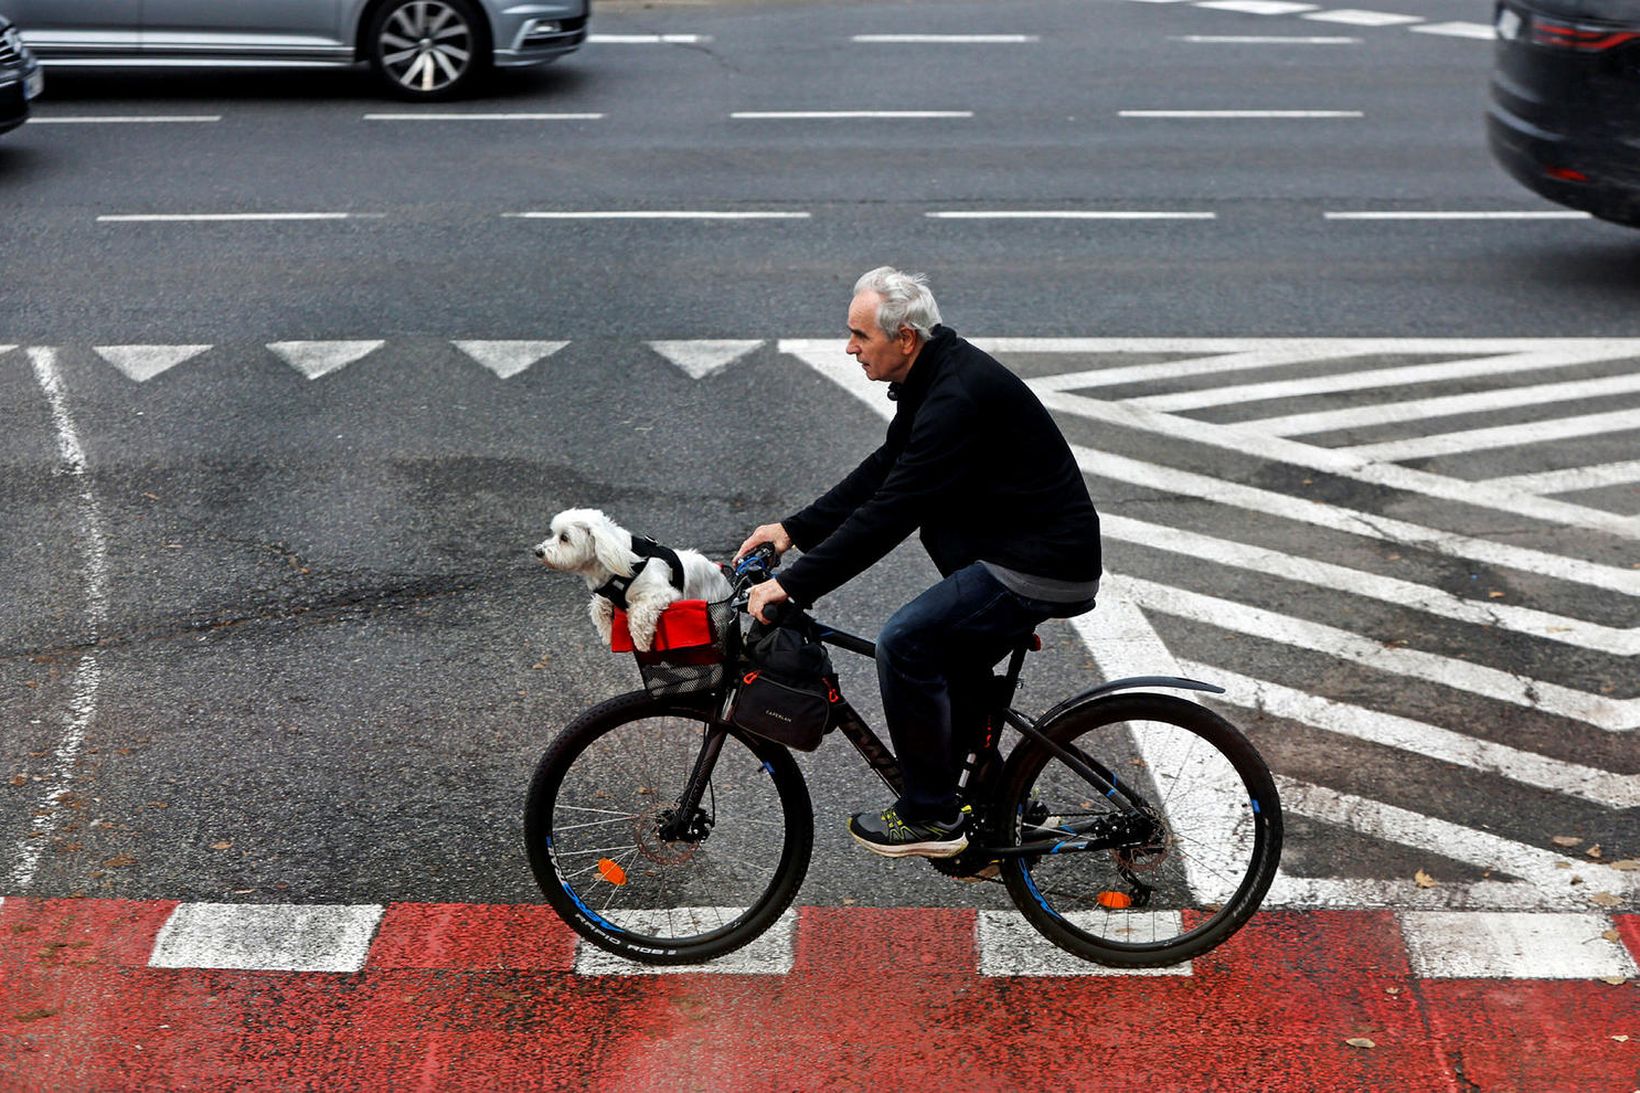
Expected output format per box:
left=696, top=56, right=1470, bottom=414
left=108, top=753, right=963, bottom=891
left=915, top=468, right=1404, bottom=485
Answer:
left=848, top=806, right=968, bottom=859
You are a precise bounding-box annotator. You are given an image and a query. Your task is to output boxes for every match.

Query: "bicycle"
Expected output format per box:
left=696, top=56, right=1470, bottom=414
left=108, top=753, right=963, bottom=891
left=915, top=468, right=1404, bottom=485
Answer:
left=525, top=546, right=1283, bottom=968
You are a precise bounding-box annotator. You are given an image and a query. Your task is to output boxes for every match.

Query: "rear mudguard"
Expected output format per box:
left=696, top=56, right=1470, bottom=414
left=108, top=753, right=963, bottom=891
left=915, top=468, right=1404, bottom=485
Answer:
left=1032, top=675, right=1224, bottom=727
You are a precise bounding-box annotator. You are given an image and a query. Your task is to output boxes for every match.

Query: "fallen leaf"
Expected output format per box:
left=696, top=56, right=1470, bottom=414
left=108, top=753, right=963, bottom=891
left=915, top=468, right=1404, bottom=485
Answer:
left=1603, top=976, right=1629, bottom=986
left=1605, top=930, right=1623, bottom=943
left=1555, top=861, right=1573, bottom=870
left=7, top=774, right=25, bottom=787
left=1613, top=1035, right=1631, bottom=1042
left=14, top=1008, right=57, bottom=1022
left=1414, top=869, right=1438, bottom=889
left=1590, top=892, right=1622, bottom=908
left=142, top=492, right=159, bottom=500
left=103, top=853, right=136, bottom=868
left=1487, top=590, right=1505, bottom=599
left=1384, top=986, right=1402, bottom=995
left=1587, top=844, right=1604, bottom=859
left=1345, top=1038, right=1376, bottom=1049
left=147, top=801, right=169, bottom=810
left=210, top=841, right=233, bottom=851
left=1552, top=835, right=1582, bottom=847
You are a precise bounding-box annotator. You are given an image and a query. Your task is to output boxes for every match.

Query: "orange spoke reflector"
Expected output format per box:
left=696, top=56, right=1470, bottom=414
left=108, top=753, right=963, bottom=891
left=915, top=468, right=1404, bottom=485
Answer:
left=597, top=858, right=628, bottom=886
left=1095, top=890, right=1133, bottom=909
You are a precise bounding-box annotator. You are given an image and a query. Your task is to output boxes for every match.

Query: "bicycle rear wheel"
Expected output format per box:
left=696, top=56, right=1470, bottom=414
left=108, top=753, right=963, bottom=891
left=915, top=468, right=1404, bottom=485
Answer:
left=525, top=690, right=813, bottom=964
left=997, top=693, right=1281, bottom=968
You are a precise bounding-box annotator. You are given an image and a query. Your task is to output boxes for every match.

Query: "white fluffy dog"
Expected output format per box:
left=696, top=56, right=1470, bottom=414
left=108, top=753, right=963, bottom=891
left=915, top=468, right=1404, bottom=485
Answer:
left=533, top=508, right=732, bottom=652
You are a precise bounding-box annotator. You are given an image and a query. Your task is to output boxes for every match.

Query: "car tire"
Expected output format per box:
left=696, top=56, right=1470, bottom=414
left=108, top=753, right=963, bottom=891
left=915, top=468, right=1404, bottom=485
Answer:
left=367, top=0, right=491, bottom=102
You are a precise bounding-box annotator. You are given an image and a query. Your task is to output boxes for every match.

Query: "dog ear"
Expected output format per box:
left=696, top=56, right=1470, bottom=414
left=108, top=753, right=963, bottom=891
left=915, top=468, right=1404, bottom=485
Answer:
left=587, top=515, right=635, bottom=578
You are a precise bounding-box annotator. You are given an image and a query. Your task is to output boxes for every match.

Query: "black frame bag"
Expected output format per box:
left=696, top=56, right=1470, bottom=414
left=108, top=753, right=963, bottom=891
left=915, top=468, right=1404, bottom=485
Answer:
left=726, top=611, right=838, bottom=751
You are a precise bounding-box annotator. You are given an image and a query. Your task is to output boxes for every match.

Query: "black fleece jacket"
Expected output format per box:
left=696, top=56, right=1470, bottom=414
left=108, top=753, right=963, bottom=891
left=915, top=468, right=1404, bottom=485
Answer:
left=777, top=326, right=1102, bottom=607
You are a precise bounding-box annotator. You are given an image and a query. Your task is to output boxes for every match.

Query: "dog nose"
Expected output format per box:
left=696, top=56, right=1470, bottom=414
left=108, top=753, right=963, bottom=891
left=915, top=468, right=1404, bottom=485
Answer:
left=533, top=546, right=546, bottom=559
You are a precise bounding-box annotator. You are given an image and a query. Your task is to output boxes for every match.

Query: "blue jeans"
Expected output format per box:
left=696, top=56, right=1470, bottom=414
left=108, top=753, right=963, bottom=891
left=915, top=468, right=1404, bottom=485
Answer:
left=875, top=563, right=1063, bottom=824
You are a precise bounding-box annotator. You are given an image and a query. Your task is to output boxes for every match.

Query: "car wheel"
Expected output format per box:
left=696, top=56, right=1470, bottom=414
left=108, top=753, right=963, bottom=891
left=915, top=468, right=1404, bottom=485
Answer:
left=368, top=0, right=490, bottom=101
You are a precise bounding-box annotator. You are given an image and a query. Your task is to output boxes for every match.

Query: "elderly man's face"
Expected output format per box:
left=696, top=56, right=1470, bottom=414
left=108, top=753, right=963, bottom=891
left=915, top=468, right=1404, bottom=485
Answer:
left=846, top=291, right=919, bottom=384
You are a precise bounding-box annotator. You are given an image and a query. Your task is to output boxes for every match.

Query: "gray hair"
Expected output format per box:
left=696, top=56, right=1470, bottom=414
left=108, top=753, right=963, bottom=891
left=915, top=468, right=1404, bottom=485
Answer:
left=854, top=266, right=942, bottom=341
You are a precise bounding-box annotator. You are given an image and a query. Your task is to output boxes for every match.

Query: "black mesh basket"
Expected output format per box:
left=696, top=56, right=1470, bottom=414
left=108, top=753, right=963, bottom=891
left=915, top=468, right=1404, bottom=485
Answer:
left=632, top=599, right=740, bottom=698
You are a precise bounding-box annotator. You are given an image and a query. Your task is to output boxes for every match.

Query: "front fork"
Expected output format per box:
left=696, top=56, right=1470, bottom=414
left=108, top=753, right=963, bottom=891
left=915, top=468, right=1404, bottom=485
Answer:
left=655, top=723, right=728, bottom=843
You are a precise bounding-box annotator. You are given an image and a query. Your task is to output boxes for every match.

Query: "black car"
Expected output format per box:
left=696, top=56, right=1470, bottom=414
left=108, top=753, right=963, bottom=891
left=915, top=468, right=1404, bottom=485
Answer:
left=0, top=11, right=42, bottom=134
left=1489, top=0, right=1640, bottom=225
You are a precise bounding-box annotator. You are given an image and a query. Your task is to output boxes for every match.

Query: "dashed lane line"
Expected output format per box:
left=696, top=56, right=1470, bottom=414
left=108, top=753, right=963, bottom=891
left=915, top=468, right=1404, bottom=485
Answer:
left=501, top=210, right=811, bottom=220
left=586, top=33, right=711, bottom=44
left=25, top=114, right=221, bottom=124
left=361, top=112, right=604, bottom=121
left=97, top=213, right=384, bottom=223
left=729, top=110, right=974, bottom=120
left=1119, top=109, right=1363, bottom=118
left=1172, top=34, right=1359, bottom=42
left=1326, top=211, right=1590, bottom=220
left=851, top=34, right=1040, bottom=43
left=925, top=210, right=1217, bottom=220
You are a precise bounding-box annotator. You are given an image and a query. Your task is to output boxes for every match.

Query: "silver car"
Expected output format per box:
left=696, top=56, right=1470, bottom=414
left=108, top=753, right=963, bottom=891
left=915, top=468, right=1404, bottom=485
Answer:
left=11, top=0, right=588, bottom=100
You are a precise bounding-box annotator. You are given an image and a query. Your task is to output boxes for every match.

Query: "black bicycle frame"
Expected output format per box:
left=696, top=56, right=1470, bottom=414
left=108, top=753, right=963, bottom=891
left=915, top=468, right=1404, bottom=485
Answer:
left=663, top=619, right=1168, bottom=857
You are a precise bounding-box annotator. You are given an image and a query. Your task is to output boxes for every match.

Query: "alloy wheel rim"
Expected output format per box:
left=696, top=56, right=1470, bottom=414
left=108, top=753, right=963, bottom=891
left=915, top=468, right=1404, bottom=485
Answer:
left=379, top=1, right=472, bottom=93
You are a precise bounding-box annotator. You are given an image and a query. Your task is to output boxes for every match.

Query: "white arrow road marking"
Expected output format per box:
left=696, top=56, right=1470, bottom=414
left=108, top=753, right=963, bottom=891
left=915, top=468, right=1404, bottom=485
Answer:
left=267, top=341, right=385, bottom=380
left=452, top=340, right=568, bottom=379
left=95, top=344, right=211, bottom=383
left=1116, top=575, right=1637, bottom=730
left=647, top=340, right=764, bottom=379
left=149, top=903, right=384, bottom=972
left=1185, top=661, right=1640, bottom=807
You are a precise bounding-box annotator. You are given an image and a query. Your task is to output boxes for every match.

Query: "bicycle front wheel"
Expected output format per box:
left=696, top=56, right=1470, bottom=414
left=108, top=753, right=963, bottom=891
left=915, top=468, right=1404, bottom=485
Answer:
left=525, top=690, right=813, bottom=964
left=998, top=693, right=1281, bottom=968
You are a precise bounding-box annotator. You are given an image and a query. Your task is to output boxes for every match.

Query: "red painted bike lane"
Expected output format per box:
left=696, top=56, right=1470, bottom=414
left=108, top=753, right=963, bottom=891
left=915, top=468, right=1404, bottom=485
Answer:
left=2, top=899, right=1636, bottom=1090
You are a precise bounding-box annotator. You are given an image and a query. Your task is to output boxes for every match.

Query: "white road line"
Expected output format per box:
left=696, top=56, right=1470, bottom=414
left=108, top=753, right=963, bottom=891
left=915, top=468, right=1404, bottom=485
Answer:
left=1195, top=0, right=1319, bottom=13
left=1172, top=34, right=1359, bottom=42
left=452, top=340, right=568, bottom=379
left=1020, top=342, right=1384, bottom=393
left=363, top=112, right=603, bottom=121
left=1121, top=109, right=1361, bottom=118
left=1341, top=408, right=1640, bottom=463
left=1240, top=371, right=1640, bottom=438
left=98, top=213, right=383, bottom=223
left=149, top=903, right=384, bottom=973
left=730, top=111, right=972, bottom=119
left=925, top=211, right=1216, bottom=220
left=1073, top=445, right=1640, bottom=597
left=1409, top=21, right=1495, bottom=40
left=1276, top=777, right=1640, bottom=895
left=1482, top=459, right=1640, bottom=496
left=1042, top=389, right=1639, bottom=542
left=1267, top=876, right=1581, bottom=911
left=26, top=114, right=220, bottom=124
left=1326, top=210, right=1590, bottom=220
left=1302, top=9, right=1423, bottom=25
left=267, top=340, right=385, bottom=380
left=1121, top=344, right=1638, bottom=413
left=1181, top=660, right=1640, bottom=807
left=851, top=34, right=1039, bottom=43
left=503, top=211, right=810, bottom=220
left=1105, top=513, right=1637, bottom=656
left=573, top=910, right=796, bottom=975
left=1400, top=912, right=1638, bottom=979
left=13, top=348, right=110, bottom=891
left=977, top=912, right=1192, bottom=976
left=1114, top=575, right=1637, bottom=731
left=647, top=339, right=763, bottom=379
left=587, top=33, right=710, bottom=43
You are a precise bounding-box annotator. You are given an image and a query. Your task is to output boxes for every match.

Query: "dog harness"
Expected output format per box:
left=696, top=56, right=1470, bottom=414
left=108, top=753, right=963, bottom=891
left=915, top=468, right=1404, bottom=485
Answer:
left=593, top=536, right=686, bottom=610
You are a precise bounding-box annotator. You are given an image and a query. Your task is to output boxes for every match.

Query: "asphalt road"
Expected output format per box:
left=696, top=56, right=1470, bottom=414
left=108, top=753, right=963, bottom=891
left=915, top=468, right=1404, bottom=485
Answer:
left=1, top=0, right=1635, bottom=919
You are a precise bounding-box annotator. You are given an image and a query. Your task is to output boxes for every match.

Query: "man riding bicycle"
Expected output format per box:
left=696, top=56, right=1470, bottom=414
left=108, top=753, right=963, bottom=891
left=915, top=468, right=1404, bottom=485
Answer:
left=738, top=266, right=1102, bottom=859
